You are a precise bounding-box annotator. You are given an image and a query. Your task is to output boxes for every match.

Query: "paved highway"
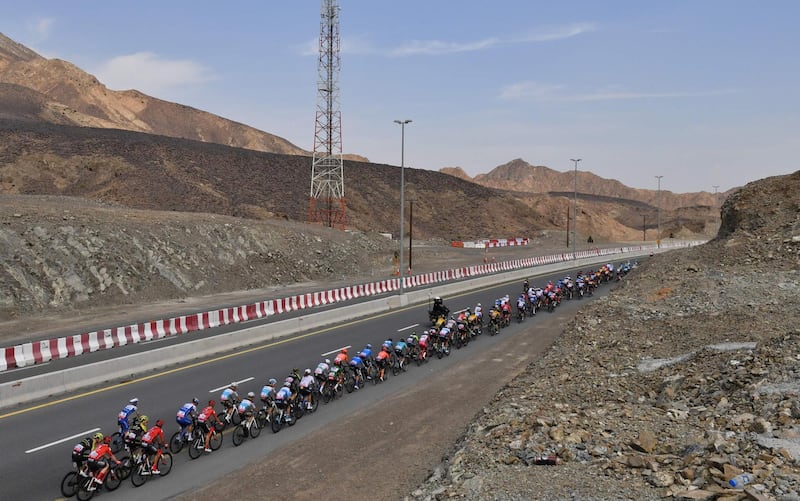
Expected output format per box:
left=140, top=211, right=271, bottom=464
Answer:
left=0, top=261, right=629, bottom=501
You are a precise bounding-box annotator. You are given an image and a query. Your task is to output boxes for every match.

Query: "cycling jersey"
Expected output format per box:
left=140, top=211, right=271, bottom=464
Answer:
left=299, top=375, right=316, bottom=389
left=88, top=444, right=112, bottom=462
left=334, top=353, right=348, bottom=365
left=439, top=327, right=450, bottom=338
left=117, top=403, right=137, bottom=432
left=237, top=398, right=255, bottom=415
left=260, top=385, right=276, bottom=402
left=315, top=362, right=329, bottom=376
left=376, top=350, right=390, bottom=363
left=176, top=402, right=196, bottom=426
left=349, top=357, right=363, bottom=368
left=275, top=387, right=292, bottom=403
left=197, top=406, right=215, bottom=424
left=141, top=426, right=164, bottom=446
left=361, top=347, right=372, bottom=359
left=220, top=388, right=238, bottom=404
left=418, top=334, right=429, bottom=347
left=395, top=340, right=408, bottom=353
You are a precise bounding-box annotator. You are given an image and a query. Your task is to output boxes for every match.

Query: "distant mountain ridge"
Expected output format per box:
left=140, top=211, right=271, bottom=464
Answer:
left=0, top=32, right=310, bottom=156
left=441, top=160, right=730, bottom=211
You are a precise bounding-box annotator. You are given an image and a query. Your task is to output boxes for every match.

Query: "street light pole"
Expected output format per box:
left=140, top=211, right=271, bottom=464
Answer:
left=570, top=158, right=581, bottom=259
left=655, top=175, right=664, bottom=248
left=394, top=119, right=412, bottom=295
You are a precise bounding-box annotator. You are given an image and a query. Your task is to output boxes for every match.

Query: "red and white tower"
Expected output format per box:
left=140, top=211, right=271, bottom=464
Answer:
left=308, top=0, right=346, bottom=229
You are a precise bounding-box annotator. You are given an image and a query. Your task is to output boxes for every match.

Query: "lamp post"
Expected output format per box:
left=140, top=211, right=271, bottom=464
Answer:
left=570, top=158, right=581, bottom=259
left=655, top=175, right=664, bottom=247
left=394, top=119, right=412, bottom=294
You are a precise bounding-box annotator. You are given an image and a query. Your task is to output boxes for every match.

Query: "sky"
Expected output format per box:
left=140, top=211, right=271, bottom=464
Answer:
left=2, top=1, right=799, bottom=193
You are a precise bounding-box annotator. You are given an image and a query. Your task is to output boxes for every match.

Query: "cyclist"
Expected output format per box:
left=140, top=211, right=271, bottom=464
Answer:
left=176, top=398, right=199, bottom=443
left=125, top=414, right=149, bottom=450
left=86, top=436, right=122, bottom=489
left=220, top=382, right=240, bottom=423
left=474, top=303, right=483, bottom=324
left=348, top=355, right=364, bottom=389
left=394, top=337, right=408, bottom=369
left=117, top=397, right=139, bottom=434
left=274, top=381, right=294, bottom=422
left=260, top=378, right=278, bottom=408
left=375, top=345, right=391, bottom=381
left=140, top=418, right=166, bottom=475
left=333, top=348, right=349, bottom=367
left=299, top=368, right=318, bottom=405
left=196, top=400, right=220, bottom=453
left=72, top=432, right=104, bottom=476
left=418, top=330, right=429, bottom=361
left=237, top=392, right=257, bottom=428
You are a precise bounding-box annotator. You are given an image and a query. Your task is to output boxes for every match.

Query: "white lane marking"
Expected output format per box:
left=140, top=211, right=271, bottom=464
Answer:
left=26, top=427, right=101, bottom=454
left=209, top=377, right=254, bottom=394
left=142, top=336, right=174, bottom=345
left=397, top=324, right=419, bottom=332
left=321, top=345, right=351, bottom=357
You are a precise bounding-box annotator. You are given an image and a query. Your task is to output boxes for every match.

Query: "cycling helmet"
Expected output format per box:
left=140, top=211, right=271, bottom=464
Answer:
left=247, top=391, right=255, bottom=399
left=139, top=415, right=149, bottom=425
left=340, top=348, right=348, bottom=354
left=304, top=368, right=311, bottom=376
left=477, top=303, right=481, bottom=307
left=268, top=378, right=277, bottom=385
left=407, top=337, right=413, bottom=344
left=229, top=382, right=237, bottom=389
left=103, top=436, right=112, bottom=444
left=282, top=379, right=291, bottom=388
left=366, top=343, right=372, bottom=349
left=155, top=419, right=164, bottom=427
left=192, top=397, right=199, bottom=405
left=129, top=397, right=139, bottom=405
left=93, top=432, right=104, bottom=442
left=284, top=376, right=294, bottom=385
left=208, top=400, right=215, bottom=407
left=333, top=358, right=341, bottom=366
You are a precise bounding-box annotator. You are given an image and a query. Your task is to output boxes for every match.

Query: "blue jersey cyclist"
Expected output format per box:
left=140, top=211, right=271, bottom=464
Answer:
left=118, top=397, right=139, bottom=433
left=395, top=338, right=408, bottom=356
left=382, top=338, right=394, bottom=352
left=176, top=398, right=199, bottom=438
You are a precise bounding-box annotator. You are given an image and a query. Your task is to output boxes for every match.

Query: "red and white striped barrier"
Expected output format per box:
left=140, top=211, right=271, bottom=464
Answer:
left=0, top=241, right=702, bottom=372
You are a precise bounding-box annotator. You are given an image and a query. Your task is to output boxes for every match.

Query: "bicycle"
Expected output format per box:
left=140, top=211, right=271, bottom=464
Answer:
left=130, top=449, right=173, bottom=487
left=270, top=400, right=296, bottom=433
left=215, top=399, right=241, bottom=432
left=169, top=421, right=199, bottom=454
left=232, top=413, right=261, bottom=446
left=75, top=461, right=127, bottom=501
left=188, top=422, right=223, bottom=459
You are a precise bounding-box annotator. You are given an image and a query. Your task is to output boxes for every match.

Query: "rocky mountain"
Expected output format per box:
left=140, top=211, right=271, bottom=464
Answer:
left=443, top=159, right=729, bottom=211
left=0, top=32, right=715, bottom=244
left=0, top=32, right=308, bottom=156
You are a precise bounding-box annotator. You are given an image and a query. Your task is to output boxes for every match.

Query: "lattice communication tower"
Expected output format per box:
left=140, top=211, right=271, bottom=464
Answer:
left=308, top=0, right=346, bottom=229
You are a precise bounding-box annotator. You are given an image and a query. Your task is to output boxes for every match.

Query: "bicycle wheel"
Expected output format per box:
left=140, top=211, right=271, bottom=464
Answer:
left=232, top=424, right=246, bottom=446
left=157, top=452, right=173, bottom=476
left=130, top=462, right=148, bottom=487
left=169, top=431, right=184, bottom=454
left=322, top=385, right=333, bottom=403
left=293, top=399, right=306, bottom=419
left=188, top=437, right=203, bottom=460
left=249, top=420, right=261, bottom=438
left=118, top=456, right=133, bottom=480
left=209, top=429, right=223, bottom=450
left=60, top=471, right=78, bottom=498
left=109, top=432, right=124, bottom=454
left=75, top=476, right=95, bottom=501
left=391, top=360, right=401, bottom=376
left=104, top=466, right=123, bottom=491
left=271, top=412, right=283, bottom=433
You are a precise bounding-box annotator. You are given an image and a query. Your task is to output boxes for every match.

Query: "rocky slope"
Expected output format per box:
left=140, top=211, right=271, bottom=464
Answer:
left=0, top=32, right=307, bottom=156
left=412, top=170, right=800, bottom=500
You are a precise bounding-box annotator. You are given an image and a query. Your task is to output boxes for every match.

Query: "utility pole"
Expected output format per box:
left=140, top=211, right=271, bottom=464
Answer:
left=309, top=0, right=346, bottom=228
left=655, top=175, right=664, bottom=247
left=643, top=215, right=646, bottom=241
left=570, top=158, right=581, bottom=259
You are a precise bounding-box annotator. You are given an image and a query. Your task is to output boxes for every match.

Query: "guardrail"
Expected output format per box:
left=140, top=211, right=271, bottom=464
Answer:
left=0, top=241, right=702, bottom=372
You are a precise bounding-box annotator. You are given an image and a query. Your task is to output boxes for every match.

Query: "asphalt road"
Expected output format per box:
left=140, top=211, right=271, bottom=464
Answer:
left=0, top=261, right=628, bottom=501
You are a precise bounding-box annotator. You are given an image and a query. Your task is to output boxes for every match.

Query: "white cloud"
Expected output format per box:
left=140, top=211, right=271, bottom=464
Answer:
left=297, top=22, right=592, bottom=57
left=514, top=22, right=596, bottom=43
left=93, top=52, right=215, bottom=94
left=499, top=81, right=738, bottom=102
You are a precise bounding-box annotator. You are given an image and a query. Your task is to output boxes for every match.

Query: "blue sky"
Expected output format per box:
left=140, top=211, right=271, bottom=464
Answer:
left=3, top=1, right=798, bottom=193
